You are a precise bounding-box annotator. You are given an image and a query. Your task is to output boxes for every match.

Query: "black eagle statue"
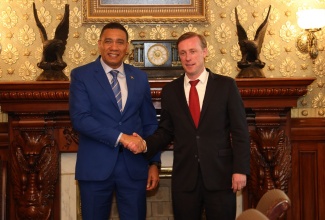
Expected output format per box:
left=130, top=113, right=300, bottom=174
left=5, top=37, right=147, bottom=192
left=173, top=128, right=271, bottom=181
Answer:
left=33, top=3, right=69, bottom=81
left=235, top=5, right=271, bottom=78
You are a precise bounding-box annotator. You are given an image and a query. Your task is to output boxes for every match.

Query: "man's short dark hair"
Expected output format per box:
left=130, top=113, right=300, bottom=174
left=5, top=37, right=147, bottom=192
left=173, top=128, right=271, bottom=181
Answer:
left=100, top=22, right=129, bottom=41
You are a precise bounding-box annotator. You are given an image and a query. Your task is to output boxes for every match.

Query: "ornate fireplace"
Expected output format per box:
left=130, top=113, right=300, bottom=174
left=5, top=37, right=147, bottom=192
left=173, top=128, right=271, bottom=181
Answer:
left=0, top=77, right=316, bottom=219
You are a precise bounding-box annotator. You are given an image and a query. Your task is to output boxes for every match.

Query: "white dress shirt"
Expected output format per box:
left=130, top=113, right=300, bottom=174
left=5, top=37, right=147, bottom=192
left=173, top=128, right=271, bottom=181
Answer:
left=100, top=58, right=128, bottom=111
left=184, top=69, right=209, bottom=110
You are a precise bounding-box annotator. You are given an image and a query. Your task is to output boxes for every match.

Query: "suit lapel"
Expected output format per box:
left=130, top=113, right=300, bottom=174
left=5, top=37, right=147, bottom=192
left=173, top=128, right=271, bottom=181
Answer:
left=200, top=71, right=218, bottom=122
left=93, top=59, right=120, bottom=111
left=123, top=65, right=136, bottom=114
left=173, top=75, right=196, bottom=127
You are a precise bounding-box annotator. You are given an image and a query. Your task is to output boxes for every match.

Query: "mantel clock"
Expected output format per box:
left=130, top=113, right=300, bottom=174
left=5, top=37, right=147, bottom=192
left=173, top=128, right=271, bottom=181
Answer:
left=130, top=40, right=181, bottom=68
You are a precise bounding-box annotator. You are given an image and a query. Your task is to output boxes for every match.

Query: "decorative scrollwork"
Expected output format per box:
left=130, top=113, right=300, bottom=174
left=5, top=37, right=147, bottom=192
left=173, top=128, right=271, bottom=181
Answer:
left=0, top=91, right=69, bottom=101
left=63, top=128, right=79, bottom=149
left=239, top=88, right=307, bottom=97
left=10, top=130, right=59, bottom=220
left=249, top=128, right=291, bottom=207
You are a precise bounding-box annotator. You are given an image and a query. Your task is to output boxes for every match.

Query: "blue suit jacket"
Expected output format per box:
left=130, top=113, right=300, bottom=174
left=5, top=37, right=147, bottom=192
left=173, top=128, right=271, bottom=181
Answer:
left=69, top=57, right=159, bottom=181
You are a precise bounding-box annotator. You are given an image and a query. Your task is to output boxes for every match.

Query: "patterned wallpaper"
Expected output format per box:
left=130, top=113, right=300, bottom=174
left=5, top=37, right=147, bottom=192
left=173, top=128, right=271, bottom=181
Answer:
left=0, top=0, right=324, bottom=118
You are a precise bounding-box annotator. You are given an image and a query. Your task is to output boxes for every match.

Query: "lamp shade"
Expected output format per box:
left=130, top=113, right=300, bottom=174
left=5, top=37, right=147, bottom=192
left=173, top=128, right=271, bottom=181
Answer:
left=297, top=9, right=325, bottom=29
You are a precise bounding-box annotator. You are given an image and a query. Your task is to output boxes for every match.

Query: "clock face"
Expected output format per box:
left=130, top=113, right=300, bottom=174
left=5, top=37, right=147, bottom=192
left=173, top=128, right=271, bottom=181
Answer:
left=147, top=44, right=169, bottom=66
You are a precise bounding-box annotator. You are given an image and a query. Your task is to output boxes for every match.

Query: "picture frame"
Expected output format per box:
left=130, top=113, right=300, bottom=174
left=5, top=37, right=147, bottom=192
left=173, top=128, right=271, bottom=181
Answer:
left=82, top=0, right=209, bottom=24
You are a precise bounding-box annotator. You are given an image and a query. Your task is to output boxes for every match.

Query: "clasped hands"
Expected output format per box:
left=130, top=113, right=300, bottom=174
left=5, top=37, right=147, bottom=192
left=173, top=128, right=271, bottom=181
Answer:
left=120, top=133, right=146, bottom=154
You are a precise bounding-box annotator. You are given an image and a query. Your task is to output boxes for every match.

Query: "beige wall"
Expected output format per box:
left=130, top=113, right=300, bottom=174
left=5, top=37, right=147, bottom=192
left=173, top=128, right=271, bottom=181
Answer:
left=0, top=0, right=324, bottom=119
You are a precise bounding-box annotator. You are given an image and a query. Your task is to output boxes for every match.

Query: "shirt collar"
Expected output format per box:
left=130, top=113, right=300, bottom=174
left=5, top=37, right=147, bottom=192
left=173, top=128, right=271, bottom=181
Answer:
left=100, top=57, right=125, bottom=76
left=184, top=69, right=209, bottom=85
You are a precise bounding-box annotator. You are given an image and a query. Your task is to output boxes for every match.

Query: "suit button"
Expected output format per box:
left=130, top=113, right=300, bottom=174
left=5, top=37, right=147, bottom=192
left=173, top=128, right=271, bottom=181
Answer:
left=119, top=122, right=122, bottom=125
left=196, top=136, right=200, bottom=139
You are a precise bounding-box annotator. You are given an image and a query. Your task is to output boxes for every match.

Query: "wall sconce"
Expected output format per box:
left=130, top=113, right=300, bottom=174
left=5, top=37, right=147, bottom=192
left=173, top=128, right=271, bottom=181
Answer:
left=296, top=9, right=325, bottom=59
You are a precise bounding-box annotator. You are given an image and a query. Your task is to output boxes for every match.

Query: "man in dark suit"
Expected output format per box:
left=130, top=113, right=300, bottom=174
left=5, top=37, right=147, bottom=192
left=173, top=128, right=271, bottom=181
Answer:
left=69, top=22, right=160, bottom=220
left=129, top=32, right=250, bottom=219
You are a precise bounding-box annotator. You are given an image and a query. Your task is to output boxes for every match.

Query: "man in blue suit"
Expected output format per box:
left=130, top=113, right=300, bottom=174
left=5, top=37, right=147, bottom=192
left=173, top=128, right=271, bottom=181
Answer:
left=69, top=22, right=160, bottom=220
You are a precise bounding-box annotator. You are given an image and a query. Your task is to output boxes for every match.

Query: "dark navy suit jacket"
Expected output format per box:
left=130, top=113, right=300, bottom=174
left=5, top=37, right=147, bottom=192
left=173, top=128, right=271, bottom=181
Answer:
left=145, top=69, right=250, bottom=191
left=69, top=57, right=159, bottom=181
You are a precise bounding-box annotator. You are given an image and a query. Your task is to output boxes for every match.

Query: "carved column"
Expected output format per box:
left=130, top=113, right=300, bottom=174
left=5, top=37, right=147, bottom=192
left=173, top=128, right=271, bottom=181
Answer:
left=247, top=108, right=292, bottom=208
left=10, top=124, right=59, bottom=220
left=0, top=82, right=70, bottom=220
left=236, top=78, right=314, bottom=209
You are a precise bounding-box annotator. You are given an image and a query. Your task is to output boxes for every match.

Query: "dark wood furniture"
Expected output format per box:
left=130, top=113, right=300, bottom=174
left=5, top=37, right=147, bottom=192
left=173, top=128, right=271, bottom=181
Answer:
left=256, top=189, right=291, bottom=220
left=0, top=78, right=323, bottom=220
left=236, top=209, right=268, bottom=220
left=290, top=118, right=325, bottom=220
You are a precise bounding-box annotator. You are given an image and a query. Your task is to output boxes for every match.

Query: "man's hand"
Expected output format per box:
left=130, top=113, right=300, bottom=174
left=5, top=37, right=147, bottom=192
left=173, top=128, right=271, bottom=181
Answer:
left=147, top=164, right=159, bottom=190
left=120, top=133, right=146, bottom=154
left=232, top=173, right=247, bottom=193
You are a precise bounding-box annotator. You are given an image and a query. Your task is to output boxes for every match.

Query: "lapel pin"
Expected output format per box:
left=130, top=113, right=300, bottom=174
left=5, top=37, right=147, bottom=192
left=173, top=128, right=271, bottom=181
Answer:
left=130, top=76, right=134, bottom=79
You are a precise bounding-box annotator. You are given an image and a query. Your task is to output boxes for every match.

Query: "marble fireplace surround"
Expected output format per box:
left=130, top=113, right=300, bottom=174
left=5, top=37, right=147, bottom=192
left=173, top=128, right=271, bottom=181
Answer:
left=61, top=151, right=184, bottom=220
left=0, top=78, right=314, bottom=220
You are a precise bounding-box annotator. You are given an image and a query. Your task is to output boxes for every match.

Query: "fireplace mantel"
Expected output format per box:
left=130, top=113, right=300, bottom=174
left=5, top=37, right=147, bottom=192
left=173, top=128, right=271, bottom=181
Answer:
left=0, top=77, right=315, bottom=220
left=0, top=78, right=313, bottom=111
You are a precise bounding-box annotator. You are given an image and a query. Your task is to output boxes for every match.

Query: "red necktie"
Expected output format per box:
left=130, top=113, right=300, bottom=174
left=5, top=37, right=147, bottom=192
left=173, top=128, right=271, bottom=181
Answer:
left=189, top=80, right=200, bottom=128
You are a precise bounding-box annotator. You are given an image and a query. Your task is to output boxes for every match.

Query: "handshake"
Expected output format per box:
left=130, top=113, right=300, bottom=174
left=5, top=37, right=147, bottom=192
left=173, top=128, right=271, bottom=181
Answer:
left=120, top=133, right=147, bottom=154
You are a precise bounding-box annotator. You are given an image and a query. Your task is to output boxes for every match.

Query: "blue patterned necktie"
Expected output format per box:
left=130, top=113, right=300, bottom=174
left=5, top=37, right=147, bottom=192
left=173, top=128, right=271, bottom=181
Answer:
left=109, top=70, right=122, bottom=112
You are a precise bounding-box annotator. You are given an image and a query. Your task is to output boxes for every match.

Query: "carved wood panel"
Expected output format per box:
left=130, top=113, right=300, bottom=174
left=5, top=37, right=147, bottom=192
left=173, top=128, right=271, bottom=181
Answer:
left=242, top=108, right=292, bottom=212
left=290, top=118, right=325, bottom=220
left=10, top=129, right=59, bottom=219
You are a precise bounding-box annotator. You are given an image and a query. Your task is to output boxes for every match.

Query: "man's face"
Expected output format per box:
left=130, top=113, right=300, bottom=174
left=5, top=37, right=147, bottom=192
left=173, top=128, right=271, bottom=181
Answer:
left=98, top=28, right=129, bottom=69
left=178, top=36, right=207, bottom=80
